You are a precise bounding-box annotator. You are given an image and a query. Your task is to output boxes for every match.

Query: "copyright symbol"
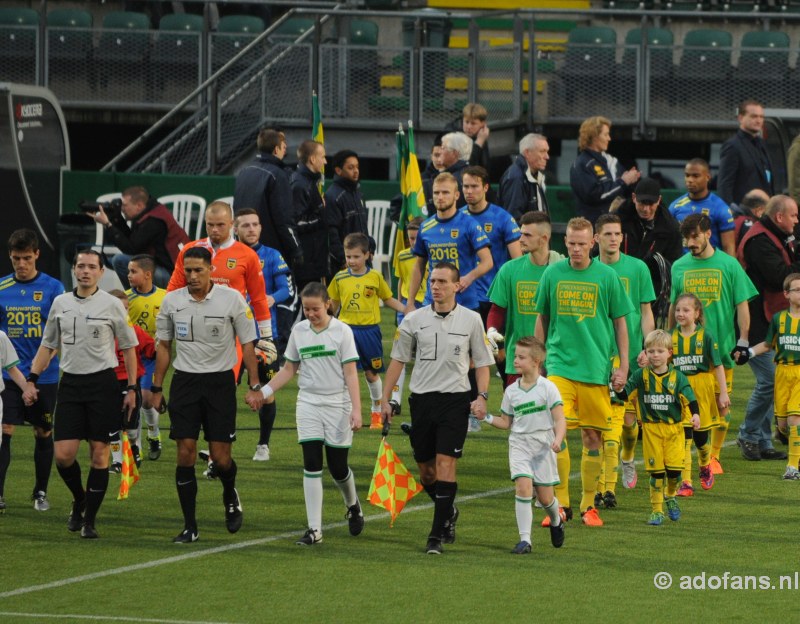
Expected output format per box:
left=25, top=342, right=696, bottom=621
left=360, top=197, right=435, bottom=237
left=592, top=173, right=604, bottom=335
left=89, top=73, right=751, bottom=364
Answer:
left=653, top=572, right=672, bottom=590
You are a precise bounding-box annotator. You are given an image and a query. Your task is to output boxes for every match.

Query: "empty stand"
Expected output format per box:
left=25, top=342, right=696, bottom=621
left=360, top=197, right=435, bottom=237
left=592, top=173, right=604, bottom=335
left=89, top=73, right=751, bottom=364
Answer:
left=0, top=7, right=39, bottom=83
left=95, top=11, right=151, bottom=91
left=46, top=8, right=92, bottom=88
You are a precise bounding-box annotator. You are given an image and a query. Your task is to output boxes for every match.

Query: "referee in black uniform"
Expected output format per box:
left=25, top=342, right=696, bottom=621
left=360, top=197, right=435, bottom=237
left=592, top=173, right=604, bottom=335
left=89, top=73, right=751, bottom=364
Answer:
left=382, top=262, right=494, bottom=554
left=24, top=249, right=138, bottom=539
left=153, top=247, right=264, bottom=543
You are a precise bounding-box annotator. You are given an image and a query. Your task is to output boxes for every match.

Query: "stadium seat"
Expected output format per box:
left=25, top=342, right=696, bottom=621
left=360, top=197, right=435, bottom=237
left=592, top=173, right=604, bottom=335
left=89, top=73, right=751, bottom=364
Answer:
left=47, top=9, right=93, bottom=83
left=561, top=26, right=617, bottom=105
left=619, top=26, right=673, bottom=80
left=673, top=29, right=732, bottom=105
left=663, top=0, right=710, bottom=9
left=158, top=194, right=207, bottom=240
left=348, top=20, right=379, bottom=94
left=272, top=17, right=315, bottom=41
left=735, top=31, right=789, bottom=105
left=95, top=11, right=151, bottom=88
left=365, top=200, right=395, bottom=283
left=0, top=7, right=39, bottom=83
left=149, top=13, right=204, bottom=94
left=349, top=19, right=379, bottom=46
left=212, top=15, right=265, bottom=73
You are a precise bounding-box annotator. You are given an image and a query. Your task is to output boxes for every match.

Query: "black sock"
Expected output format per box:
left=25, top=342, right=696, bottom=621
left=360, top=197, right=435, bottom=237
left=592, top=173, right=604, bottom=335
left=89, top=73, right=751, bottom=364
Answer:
left=176, top=466, right=198, bottom=529
left=217, top=460, right=238, bottom=503
left=33, top=435, right=54, bottom=494
left=422, top=481, right=437, bottom=503
left=0, top=433, right=11, bottom=496
left=430, top=480, right=457, bottom=540
left=57, top=460, right=85, bottom=502
left=83, top=467, right=109, bottom=525
left=259, top=402, right=277, bottom=445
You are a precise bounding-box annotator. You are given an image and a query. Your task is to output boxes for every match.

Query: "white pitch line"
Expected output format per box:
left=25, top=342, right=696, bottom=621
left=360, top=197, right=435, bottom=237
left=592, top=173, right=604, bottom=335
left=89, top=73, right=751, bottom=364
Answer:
left=0, top=612, right=243, bottom=624
left=0, top=485, right=513, bottom=600
left=0, top=439, right=741, bottom=600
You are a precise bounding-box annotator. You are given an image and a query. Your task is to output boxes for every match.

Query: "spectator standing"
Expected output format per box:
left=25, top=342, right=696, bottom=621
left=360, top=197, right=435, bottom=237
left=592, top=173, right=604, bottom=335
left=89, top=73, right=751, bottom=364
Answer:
left=498, top=133, right=550, bottom=220
left=324, top=150, right=369, bottom=273
left=291, top=140, right=329, bottom=290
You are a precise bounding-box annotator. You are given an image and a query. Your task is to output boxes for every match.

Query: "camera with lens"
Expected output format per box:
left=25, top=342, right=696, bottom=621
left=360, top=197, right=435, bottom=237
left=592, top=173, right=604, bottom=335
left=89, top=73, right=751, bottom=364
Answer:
left=79, top=197, right=123, bottom=219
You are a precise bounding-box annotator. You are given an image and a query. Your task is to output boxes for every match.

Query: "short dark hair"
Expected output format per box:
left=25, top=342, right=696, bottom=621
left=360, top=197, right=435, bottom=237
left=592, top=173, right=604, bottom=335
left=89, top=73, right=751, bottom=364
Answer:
left=184, top=246, right=212, bottom=264
left=783, top=272, right=800, bottom=291
left=462, top=165, right=489, bottom=186
left=595, top=213, right=622, bottom=233
left=406, top=216, right=424, bottom=231
left=130, top=254, right=155, bottom=274
left=235, top=208, right=259, bottom=221
left=738, top=99, right=763, bottom=116
left=679, top=213, right=711, bottom=237
left=122, top=186, right=148, bottom=205
left=740, top=190, right=769, bottom=212
left=432, top=261, right=460, bottom=282
left=332, top=149, right=358, bottom=171
left=72, top=248, right=103, bottom=267
left=519, top=211, right=551, bottom=226
left=8, top=229, right=39, bottom=253
left=686, top=157, right=709, bottom=171
left=343, top=232, right=370, bottom=253
left=301, top=281, right=330, bottom=302
left=297, top=140, right=323, bottom=165
left=256, top=128, right=285, bottom=154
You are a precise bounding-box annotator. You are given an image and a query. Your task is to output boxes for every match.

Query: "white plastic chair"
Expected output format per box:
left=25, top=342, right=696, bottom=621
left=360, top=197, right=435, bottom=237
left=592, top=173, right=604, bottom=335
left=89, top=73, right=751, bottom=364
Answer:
left=92, top=192, right=124, bottom=257
left=366, top=200, right=393, bottom=283
left=158, top=194, right=207, bottom=240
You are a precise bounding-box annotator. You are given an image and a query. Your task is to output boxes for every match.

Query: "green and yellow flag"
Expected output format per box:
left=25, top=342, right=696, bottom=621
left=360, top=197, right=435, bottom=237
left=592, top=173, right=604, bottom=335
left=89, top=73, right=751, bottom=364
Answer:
left=368, top=437, right=423, bottom=526
left=312, top=90, right=324, bottom=196
left=117, top=432, right=140, bottom=500
left=392, top=122, right=427, bottom=269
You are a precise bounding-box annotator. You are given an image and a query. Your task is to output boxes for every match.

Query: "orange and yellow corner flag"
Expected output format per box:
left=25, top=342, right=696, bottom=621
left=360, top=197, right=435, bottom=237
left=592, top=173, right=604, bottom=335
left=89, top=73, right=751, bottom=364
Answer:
left=368, top=438, right=423, bottom=526
left=118, top=432, right=140, bottom=500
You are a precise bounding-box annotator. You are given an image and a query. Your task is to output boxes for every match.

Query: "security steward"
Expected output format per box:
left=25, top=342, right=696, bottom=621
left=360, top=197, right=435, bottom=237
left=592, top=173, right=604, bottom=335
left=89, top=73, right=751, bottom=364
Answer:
left=153, top=246, right=264, bottom=543
left=381, top=262, right=495, bottom=555
left=23, top=249, right=138, bottom=539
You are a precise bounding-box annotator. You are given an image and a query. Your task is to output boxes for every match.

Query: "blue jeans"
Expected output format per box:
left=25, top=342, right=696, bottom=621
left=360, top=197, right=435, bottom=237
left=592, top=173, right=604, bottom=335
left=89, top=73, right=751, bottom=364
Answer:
left=738, top=350, right=776, bottom=450
left=111, top=253, right=171, bottom=289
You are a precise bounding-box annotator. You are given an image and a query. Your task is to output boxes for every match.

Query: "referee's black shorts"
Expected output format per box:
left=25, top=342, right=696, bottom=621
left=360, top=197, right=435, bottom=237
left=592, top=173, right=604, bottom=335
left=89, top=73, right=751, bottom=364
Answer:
left=169, top=370, right=237, bottom=443
left=53, top=369, right=122, bottom=443
left=408, top=391, right=471, bottom=463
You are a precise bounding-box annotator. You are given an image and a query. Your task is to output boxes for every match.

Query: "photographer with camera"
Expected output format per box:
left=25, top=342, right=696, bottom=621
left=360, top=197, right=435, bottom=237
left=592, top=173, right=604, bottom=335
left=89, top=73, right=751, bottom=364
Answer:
left=88, top=186, right=189, bottom=288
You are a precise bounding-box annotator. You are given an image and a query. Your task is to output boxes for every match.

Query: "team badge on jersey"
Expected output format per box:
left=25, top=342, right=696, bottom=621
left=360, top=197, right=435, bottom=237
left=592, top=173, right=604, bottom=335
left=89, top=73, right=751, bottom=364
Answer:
left=364, top=286, right=376, bottom=299
left=227, top=258, right=237, bottom=270
left=450, top=229, right=459, bottom=238
left=594, top=165, right=605, bottom=175
left=260, top=260, right=265, bottom=269
left=33, top=291, right=43, bottom=301
left=484, top=223, right=493, bottom=233
left=371, top=357, right=383, bottom=370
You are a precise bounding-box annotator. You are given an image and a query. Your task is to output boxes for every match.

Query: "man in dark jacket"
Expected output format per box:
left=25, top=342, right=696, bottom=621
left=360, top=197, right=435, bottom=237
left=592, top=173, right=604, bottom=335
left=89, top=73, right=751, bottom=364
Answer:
left=717, top=100, right=775, bottom=205
left=324, top=150, right=369, bottom=273
left=731, top=188, right=769, bottom=245
left=291, top=140, right=328, bottom=289
left=234, top=128, right=302, bottom=267
left=91, top=185, right=189, bottom=288
left=736, top=195, right=799, bottom=461
left=497, top=133, right=550, bottom=221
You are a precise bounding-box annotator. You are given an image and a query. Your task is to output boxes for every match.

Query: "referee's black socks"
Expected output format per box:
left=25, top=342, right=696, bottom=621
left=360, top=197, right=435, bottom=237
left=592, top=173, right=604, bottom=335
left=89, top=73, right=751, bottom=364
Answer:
left=175, top=466, right=198, bottom=530
left=430, top=480, right=457, bottom=539
left=422, top=481, right=437, bottom=502
left=84, top=467, right=109, bottom=525
left=217, top=460, right=238, bottom=503
left=259, top=403, right=277, bottom=446
left=57, top=460, right=85, bottom=502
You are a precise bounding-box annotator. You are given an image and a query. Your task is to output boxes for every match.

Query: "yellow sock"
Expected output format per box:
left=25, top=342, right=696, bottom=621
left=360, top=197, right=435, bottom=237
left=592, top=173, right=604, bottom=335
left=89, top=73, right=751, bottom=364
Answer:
left=603, top=439, right=619, bottom=493
left=554, top=439, right=571, bottom=509
left=649, top=475, right=663, bottom=513
left=580, top=447, right=603, bottom=512
left=665, top=476, right=679, bottom=498
left=621, top=421, right=638, bottom=462
left=789, top=426, right=800, bottom=469
left=682, top=433, right=693, bottom=484
left=711, top=420, right=729, bottom=458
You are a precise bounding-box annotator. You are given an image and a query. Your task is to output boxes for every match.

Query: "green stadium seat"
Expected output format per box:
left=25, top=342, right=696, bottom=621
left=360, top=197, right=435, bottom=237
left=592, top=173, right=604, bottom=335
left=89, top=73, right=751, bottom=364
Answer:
left=349, top=19, right=378, bottom=46
left=674, top=29, right=732, bottom=106
left=737, top=31, right=789, bottom=105
left=213, top=15, right=265, bottom=72
left=561, top=26, right=616, bottom=103
left=273, top=17, right=314, bottom=40
left=47, top=9, right=93, bottom=83
left=619, top=27, right=673, bottom=80
left=149, top=14, right=204, bottom=94
left=95, top=11, right=151, bottom=88
left=0, top=8, right=39, bottom=83
left=348, top=20, right=379, bottom=93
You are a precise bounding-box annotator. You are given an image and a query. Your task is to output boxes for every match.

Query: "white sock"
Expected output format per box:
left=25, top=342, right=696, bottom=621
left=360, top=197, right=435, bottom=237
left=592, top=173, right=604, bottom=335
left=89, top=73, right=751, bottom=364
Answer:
left=334, top=468, right=359, bottom=508
left=127, top=428, right=139, bottom=443
left=543, top=497, right=562, bottom=527
left=110, top=434, right=122, bottom=464
left=303, top=470, right=324, bottom=531
left=143, top=407, right=160, bottom=438
left=515, top=496, right=533, bottom=543
left=367, top=378, right=382, bottom=410
left=391, top=366, right=407, bottom=404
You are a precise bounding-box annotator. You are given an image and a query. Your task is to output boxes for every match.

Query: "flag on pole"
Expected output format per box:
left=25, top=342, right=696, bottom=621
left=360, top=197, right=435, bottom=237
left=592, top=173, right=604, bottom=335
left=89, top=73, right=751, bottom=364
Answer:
left=312, top=90, right=325, bottom=196
left=392, top=122, right=427, bottom=271
left=118, top=431, right=140, bottom=500
left=368, top=437, right=423, bottom=526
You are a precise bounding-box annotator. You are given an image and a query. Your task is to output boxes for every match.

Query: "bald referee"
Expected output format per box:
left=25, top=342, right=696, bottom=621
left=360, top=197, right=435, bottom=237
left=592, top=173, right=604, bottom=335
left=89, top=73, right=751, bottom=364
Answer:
left=24, top=249, right=138, bottom=539
left=153, top=247, right=263, bottom=543
left=381, top=262, right=494, bottom=554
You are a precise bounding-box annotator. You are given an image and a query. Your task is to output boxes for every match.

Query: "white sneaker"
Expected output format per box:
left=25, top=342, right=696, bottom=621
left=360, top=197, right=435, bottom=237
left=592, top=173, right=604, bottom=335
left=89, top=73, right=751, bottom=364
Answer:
left=467, top=415, right=482, bottom=433
left=782, top=465, right=800, bottom=480
left=252, top=444, right=270, bottom=461
left=621, top=460, right=638, bottom=489
left=33, top=491, right=50, bottom=512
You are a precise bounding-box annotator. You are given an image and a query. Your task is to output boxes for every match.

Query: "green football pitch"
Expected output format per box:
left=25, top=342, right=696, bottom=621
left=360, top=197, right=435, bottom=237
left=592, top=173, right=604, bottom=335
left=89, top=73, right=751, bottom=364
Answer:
left=1, top=318, right=798, bottom=623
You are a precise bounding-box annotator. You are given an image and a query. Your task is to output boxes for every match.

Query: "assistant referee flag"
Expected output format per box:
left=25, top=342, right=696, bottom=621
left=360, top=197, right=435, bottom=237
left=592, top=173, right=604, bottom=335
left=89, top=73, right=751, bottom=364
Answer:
left=368, top=438, right=422, bottom=526
left=118, top=432, right=140, bottom=500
